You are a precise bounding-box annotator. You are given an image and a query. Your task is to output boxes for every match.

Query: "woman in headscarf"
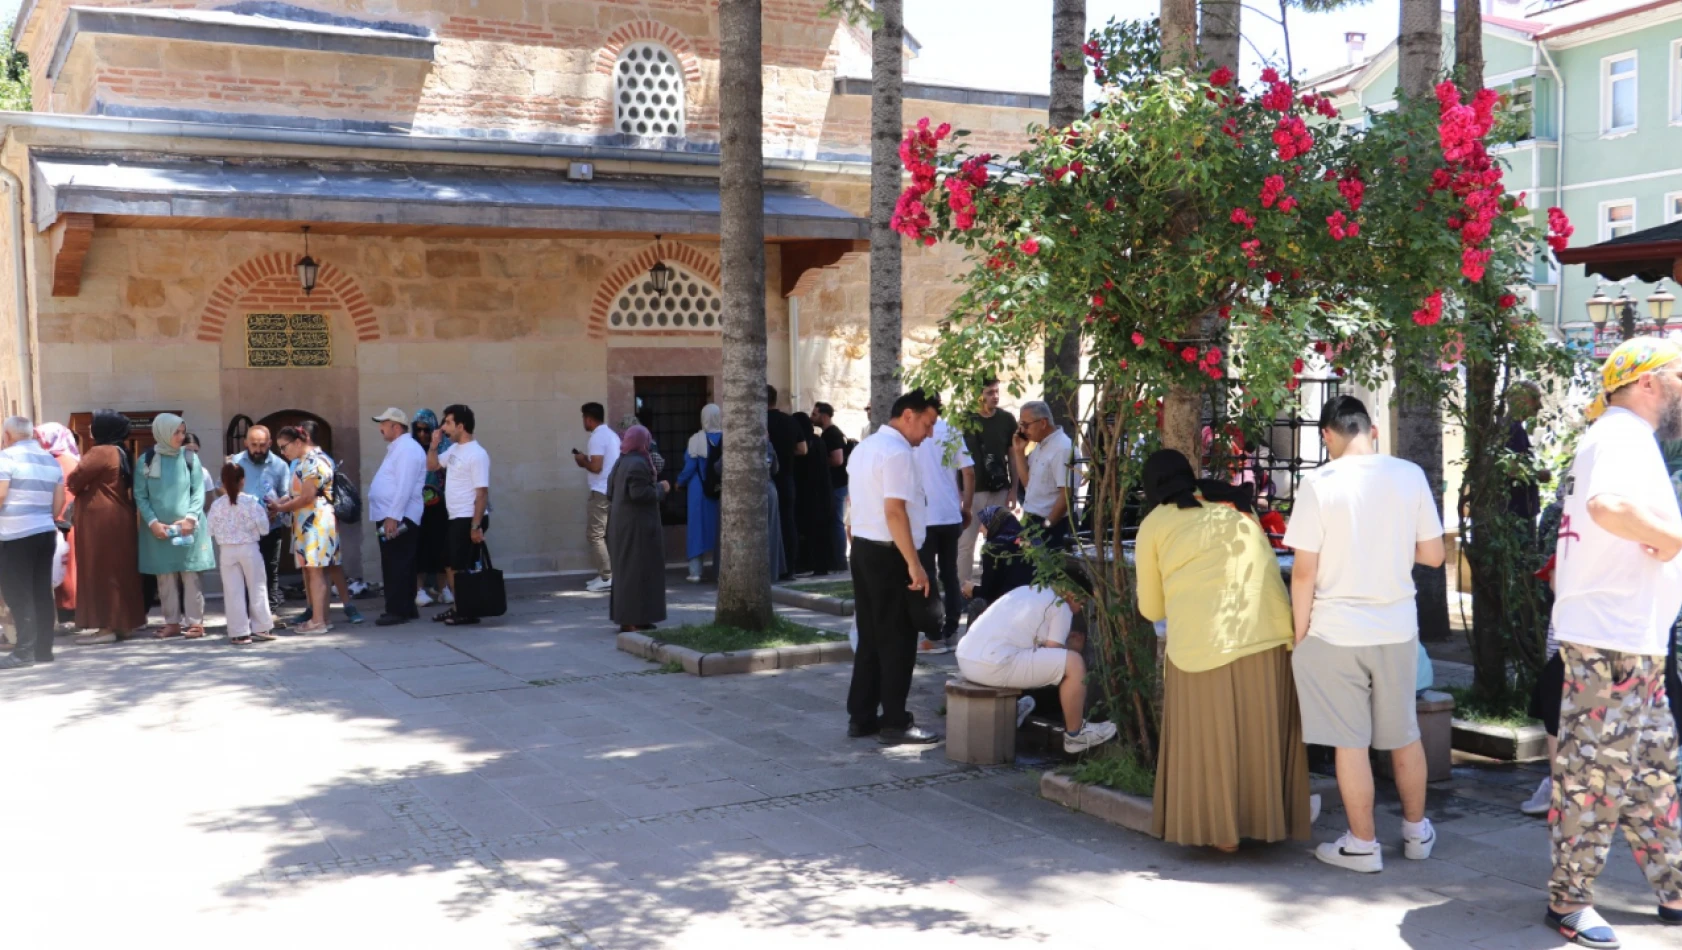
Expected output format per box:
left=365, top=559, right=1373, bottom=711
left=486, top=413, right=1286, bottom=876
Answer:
left=790, top=411, right=836, bottom=575
left=1133, top=448, right=1311, bottom=852
left=269, top=424, right=339, bottom=634
left=676, top=404, right=723, bottom=583
left=411, top=408, right=453, bottom=608
left=606, top=425, right=669, bottom=632
left=133, top=413, right=215, bottom=638
left=35, top=422, right=79, bottom=617
left=967, top=504, right=1037, bottom=611
left=65, top=412, right=146, bottom=642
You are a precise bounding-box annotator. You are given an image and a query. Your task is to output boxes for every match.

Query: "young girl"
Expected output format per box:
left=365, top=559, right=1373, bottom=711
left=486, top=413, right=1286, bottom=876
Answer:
left=208, top=462, right=276, bottom=645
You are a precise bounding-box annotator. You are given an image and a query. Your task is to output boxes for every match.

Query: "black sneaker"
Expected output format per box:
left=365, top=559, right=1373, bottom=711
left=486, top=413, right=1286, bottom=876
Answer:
left=878, top=725, right=941, bottom=746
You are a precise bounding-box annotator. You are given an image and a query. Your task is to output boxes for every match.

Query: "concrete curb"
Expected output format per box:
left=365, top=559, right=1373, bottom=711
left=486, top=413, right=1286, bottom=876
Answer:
left=615, top=631, right=853, bottom=677
left=1039, top=772, right=1156, bottom=837
left=1452, top=719, right=1549, bottom=761
left=770, top=585, right=854, bottom=616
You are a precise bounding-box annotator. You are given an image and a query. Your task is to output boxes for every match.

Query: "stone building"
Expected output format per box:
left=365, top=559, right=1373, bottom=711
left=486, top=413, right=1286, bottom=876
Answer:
left=0, top=0, right=1044, bottom=575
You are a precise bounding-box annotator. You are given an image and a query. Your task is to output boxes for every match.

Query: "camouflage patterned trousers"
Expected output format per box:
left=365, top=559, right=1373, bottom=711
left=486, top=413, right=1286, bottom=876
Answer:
left=1549, top=643, right=1682, bottom=907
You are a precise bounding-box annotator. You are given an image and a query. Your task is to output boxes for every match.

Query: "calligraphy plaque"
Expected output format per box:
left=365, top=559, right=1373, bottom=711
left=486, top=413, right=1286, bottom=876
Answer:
left=245, top=313, right=332, bottom=368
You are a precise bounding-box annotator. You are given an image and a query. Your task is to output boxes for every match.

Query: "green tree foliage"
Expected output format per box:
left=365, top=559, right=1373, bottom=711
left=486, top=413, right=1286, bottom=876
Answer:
left=0, top=29, right=30, bottom=112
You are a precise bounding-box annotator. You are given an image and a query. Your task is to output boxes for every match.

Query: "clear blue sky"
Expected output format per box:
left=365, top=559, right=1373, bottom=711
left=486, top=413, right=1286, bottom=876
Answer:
left=905, top=0, right=1405, bottom=90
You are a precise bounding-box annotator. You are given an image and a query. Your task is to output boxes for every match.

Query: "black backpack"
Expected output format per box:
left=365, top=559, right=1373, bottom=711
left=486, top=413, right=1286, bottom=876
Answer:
left=327, top=458, right=362, bottom=524
left=703, top=438, right=724, bottom=499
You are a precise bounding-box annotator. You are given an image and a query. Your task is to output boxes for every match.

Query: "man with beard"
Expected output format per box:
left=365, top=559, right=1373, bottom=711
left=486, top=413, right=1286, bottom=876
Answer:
left=227, top=424, right=293, bottom=614
left=1542, top=338, right=1682, bottom=949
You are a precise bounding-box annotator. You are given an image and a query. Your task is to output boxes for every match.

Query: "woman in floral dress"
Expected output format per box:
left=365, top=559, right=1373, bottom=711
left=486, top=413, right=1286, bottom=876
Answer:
left=270, top=425, right=338, bottom=634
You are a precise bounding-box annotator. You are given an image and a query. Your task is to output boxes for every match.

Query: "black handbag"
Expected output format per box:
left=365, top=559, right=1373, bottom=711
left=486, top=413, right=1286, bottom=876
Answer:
left=453, top=543, right=507, bottom=618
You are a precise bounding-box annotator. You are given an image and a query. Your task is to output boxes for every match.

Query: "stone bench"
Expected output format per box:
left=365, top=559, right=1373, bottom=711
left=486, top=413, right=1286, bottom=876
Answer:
left=1373, top=689, right=1457, bottom=784
left=945, top=678, right=1021, bottom=766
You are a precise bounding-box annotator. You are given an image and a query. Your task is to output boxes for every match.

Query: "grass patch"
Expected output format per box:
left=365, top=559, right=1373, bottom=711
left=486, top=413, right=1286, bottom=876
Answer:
left=1445, top=685, right=1537, bottom=729
left=658, top=660, right=685, bottom=674
left=1067, top=745, right=1156, bottom=798
left=654, top=616, right=843, bottom=654
left=785, top=579, right=854, bottom=599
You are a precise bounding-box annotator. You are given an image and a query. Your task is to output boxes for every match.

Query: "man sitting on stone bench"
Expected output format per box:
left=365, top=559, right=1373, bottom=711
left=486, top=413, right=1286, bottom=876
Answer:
left=953, top=572, right=1117, bottom=754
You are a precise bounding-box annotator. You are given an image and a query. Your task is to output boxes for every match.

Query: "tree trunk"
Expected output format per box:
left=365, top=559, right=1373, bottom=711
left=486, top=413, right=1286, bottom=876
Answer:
left=1454, top=0, right=1483, bottom=94
left=868, top=0, right=904, bottom=432
left=1156, top=0, right=1203, bottom=468
left=1044, top=0, right=1085, bottom=435
left=1393, top=0, right=1450, bottom=643
left=1160, top=0, right=1198, bottom=70
left=1199, top=0, right=1240, bottom=72
left=715, top=0, right=772, bottom=631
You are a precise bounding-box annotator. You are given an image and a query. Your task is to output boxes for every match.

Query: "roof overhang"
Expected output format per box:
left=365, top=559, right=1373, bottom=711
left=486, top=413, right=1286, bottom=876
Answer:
left=1556, top=221, right=1682, bottom=284
left=29, top=155, right=869, bottom=241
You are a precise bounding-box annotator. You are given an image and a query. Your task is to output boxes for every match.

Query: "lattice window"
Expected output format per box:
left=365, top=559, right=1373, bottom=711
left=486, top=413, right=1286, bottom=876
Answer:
left=246, top=313, right=331, bottom=367
left=615, top=42, right=685, bottom=138
left=608, top=264, right=721, bottom=331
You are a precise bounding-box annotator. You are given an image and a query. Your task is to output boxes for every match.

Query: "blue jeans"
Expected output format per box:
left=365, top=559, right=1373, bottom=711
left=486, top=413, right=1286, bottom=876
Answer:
left=832, top=485, right=849, bottom=567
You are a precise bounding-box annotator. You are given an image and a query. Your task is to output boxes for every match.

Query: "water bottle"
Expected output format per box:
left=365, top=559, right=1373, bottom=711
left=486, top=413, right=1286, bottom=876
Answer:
left=165, top=525, right=194, bottom=547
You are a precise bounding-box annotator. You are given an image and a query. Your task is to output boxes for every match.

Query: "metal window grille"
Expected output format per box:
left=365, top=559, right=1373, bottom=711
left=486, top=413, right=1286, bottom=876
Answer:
left=615, top=42, right=686, bottom=139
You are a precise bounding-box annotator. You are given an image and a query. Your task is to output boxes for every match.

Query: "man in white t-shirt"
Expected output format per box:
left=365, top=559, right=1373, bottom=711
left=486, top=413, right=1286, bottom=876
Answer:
left=846, top=388, right=940, bottom=746
left=1542, top=338, right=1682, bottom=949
left=913, top=395, right=974, bottom=653
left=1284, top=395, right=1445, bottom=875
left=1011, top=400, right=1076, bottom=547
left=426, top=403, right=491, bottom=625
left=574, top=402, right=619, bottom=592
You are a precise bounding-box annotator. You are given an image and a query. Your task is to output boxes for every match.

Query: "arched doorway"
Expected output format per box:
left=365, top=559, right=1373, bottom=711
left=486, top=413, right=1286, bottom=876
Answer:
left=257, top=409, right=334, bottom=457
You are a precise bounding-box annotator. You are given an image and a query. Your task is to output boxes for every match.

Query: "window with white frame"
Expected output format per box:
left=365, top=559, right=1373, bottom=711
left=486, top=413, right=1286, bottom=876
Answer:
left=1601, top=200, right=1636, bottom=241
left=614, top=42, right=685, bottom=138
left=607, top=263, right=721, bottom=331
left=1602, top=52, right=1637, bottom=135
left=1672, top=39, right=1682, bottom=123
left=1667, top=192, right=1682, bottom=224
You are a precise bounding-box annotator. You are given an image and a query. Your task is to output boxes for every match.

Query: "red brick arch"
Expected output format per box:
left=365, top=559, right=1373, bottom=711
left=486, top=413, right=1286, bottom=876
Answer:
left=593, top=20, right=704, bottom=85
left=196, top=253, right=378, bottom=344
left=589, top=241, right=721, bottom=339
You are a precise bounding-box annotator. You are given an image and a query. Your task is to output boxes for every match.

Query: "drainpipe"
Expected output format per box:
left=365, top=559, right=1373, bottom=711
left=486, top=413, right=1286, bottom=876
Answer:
left=789, top=296, right=801, bottom=410
left=1537, top=40, right=1566, bottom=332
left=0, top=160, right=34, bottom=418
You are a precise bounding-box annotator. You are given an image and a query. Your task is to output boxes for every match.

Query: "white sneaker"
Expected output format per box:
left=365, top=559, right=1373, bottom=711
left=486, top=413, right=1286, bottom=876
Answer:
left=918, top=636, right=952, bottom=655
left=1402, top=818, right=1436, bottom=860
left=685, top=573, right=702, bottom=584
left=1063, top=720, right=1118, bottom=753
left=440, top=587, right=455, bottom=605
left=1016, top=695, right=1036, bottom=728
left=1520, top=777, right=1552, bottom=816
left=1310, top=793, right=1322, bottom=825
left=415, top=589, right=434, bottom=608
left=1315, top=833, right=1383, bottom=873
left=584, top=576, right=612, bottom=593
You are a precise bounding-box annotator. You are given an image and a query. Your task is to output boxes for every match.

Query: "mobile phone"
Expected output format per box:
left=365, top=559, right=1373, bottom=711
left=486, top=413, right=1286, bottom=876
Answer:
left=571, top=448, right=581, bottom=456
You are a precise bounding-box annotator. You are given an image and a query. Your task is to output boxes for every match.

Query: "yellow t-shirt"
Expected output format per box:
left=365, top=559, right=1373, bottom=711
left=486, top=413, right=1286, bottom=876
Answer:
left=1134, top=499, right=1293, bottom=673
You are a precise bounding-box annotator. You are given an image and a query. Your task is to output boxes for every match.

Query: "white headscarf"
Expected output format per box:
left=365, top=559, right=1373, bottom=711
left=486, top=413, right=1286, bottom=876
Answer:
left=687, top=403, right=723, bottom=458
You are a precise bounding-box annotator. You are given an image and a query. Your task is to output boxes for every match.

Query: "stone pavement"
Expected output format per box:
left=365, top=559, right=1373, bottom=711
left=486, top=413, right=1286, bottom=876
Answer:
left=3, top=577, right=1679, bottom=950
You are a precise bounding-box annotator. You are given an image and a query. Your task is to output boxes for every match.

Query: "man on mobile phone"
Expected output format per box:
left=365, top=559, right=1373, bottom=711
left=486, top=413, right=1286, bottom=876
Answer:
left=575, top=403, right=618, bottom=592
left=369, top=408, right=425, bottom=626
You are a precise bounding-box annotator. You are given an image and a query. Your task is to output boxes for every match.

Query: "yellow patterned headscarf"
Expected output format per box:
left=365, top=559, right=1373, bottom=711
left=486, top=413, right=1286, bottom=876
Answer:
left=1586, top=337, right=1682, bottom=421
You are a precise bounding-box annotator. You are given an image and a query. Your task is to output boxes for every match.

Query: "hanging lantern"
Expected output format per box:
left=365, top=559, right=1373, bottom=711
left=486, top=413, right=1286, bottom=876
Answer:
left=296, top=226, right=319, bottom=296
left=648, top=234, right=672, bottom=297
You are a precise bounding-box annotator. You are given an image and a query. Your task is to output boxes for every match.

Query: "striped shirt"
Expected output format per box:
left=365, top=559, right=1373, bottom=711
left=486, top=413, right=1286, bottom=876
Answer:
left=0, top=440, right=63, bottom=540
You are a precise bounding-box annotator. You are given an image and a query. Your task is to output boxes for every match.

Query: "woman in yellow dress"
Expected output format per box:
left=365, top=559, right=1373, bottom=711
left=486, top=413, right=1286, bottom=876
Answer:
left=1134, top=448, right=1312, bottom=851
left=270, top=425, right=339, bottom=634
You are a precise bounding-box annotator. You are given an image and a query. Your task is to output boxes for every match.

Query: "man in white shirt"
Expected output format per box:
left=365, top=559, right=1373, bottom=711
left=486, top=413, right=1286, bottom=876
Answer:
left=575, top=402, right=618, bottom=593
left=1541, top=338, right=1682, bottom=949
left=1011, top=400, right=1075, bottom=547
left=427, top=403, right=491, bottom=625
left=846, top=388, right=940, bottom=746
left=1285, top=395, right=1444, bottom=875
left=368, top=407, right=427, bottom=627
left=913, top=394, right=974, bottom=653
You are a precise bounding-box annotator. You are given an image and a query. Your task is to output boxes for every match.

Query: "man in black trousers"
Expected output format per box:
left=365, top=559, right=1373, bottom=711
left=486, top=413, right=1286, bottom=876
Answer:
left=368, top=408, right=426, bottom=626
left=766, top=384, right=803, bottom=580
left=846, top=389, right=941, bottom=745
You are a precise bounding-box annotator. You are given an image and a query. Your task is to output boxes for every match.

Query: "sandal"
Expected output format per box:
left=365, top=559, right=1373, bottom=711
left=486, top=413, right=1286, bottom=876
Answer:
left=154, top=625, right=182, bottom=639
left=442, top=615, right=480, bottom=626
left=432, top=609, right=456, bottom=623
left=183, top=626, right=206, bottom=639
left=228, top=636, right=252, bottom=646
left=250, top=631, right=277, bottom=642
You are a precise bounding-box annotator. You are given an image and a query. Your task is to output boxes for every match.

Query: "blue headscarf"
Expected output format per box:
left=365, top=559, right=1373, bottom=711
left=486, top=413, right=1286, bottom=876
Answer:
left=413, top=408, right=451, bottom=502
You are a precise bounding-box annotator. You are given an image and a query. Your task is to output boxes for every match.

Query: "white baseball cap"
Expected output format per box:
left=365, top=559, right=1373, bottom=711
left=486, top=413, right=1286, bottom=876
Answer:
left=371, top=407, right=409, bottom=426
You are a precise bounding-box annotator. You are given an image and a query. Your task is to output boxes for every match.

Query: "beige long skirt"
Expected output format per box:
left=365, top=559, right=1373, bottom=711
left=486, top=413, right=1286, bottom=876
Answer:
left=1152, top=644, right=1312, bottom=848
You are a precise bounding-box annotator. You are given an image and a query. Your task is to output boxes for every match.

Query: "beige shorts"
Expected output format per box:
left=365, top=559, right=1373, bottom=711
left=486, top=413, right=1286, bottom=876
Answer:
left=957, top=649, right=1068, bottom=691
left=1291, top=636, right=1420, bottom=750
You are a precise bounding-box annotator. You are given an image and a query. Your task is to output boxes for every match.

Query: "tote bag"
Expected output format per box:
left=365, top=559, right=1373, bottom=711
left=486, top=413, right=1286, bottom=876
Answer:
left=454, top=543, right=507, bottom=618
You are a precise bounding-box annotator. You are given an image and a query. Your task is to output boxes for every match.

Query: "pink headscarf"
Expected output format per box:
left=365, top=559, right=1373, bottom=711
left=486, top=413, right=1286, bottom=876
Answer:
left=35, top=422, right=80, bottom=460
left=620, top=424, right=655, bottom=472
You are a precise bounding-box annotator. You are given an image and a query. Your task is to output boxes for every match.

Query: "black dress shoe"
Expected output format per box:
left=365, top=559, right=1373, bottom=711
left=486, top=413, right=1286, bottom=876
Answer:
left=878, top=724, right=941, bottom=746
left=847, top=721, right=880, bottom=738
left=0, top=653, right=35, bottom=670
left=374, top=614, right=409, bottom=627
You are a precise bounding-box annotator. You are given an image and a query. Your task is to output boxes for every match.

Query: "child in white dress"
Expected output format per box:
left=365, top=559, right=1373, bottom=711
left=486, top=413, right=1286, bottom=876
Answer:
left=207, top=462, right=275, bottom=644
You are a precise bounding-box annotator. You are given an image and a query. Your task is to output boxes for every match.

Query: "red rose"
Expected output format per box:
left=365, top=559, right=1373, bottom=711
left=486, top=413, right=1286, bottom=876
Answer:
left=1021, top=238, right=1040, bottom=255
left=1210, top=66, right=1234, bottom=88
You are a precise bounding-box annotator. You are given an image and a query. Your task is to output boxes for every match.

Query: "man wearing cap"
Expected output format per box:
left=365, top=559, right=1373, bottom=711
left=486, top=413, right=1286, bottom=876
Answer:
left=368, top=407, right=426, bottom=626
left=1546, top=338, right=1682, bottom=949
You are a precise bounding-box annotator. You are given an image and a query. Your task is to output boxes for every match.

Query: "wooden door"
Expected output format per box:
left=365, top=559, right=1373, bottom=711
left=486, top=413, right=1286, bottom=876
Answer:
left=68, top=410, right=182, bottom=465
left=257, top=410, right=333, bottom=457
